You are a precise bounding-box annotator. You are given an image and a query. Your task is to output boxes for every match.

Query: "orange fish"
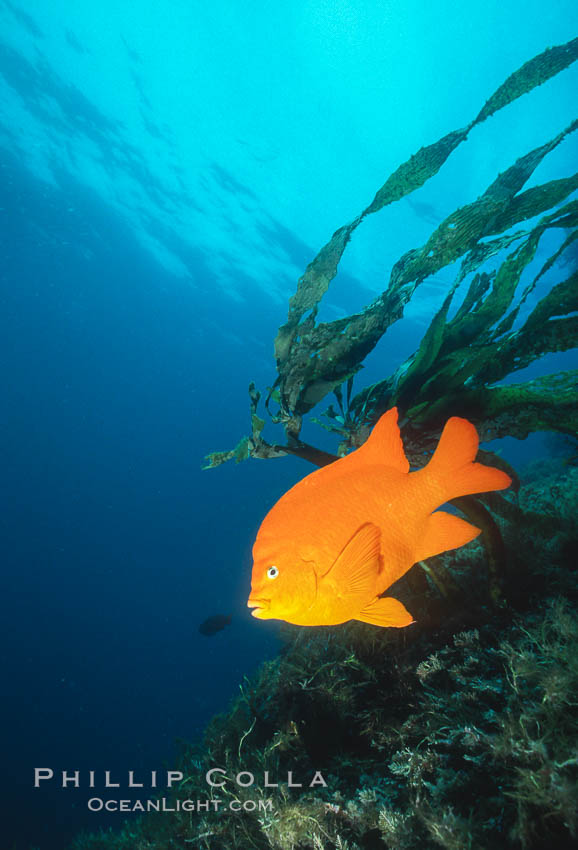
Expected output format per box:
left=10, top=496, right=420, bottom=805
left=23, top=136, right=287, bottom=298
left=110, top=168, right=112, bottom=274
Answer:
left=247, top=408, right=511, bottom=628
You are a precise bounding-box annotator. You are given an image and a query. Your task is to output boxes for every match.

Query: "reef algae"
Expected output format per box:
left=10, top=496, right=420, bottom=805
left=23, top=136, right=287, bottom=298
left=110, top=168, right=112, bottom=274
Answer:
left=70, top=463, right=578, bottom=849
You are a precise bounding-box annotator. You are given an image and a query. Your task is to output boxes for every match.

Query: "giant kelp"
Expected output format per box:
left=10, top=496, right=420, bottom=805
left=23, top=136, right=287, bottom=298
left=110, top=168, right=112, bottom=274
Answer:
left=204, top=37, right=578, bottom=467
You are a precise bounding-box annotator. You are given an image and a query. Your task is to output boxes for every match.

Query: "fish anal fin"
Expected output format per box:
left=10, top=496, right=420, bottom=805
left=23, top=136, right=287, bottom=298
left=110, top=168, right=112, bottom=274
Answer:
left=356, top=596, right=414, bottom=628
left=415, top=510, right=480, bottom=562
left=356, top=407, right=409, bottom=473
left=326, top=522, right=381, bottom=601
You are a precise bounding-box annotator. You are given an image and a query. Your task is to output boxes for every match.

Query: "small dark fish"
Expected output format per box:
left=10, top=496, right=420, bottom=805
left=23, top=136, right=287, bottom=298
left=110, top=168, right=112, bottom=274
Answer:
left=199, top=614, right=232, bottom=637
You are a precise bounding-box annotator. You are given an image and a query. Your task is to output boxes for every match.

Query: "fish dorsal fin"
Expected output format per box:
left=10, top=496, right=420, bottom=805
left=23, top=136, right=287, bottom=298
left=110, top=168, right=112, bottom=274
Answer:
left=356, top=596, right=415, bottom=628
left=356, top=408, right=409, bottom=473
left=414, top=510, right=480, bottom=562
left=324, top=523, right=382, bottom=602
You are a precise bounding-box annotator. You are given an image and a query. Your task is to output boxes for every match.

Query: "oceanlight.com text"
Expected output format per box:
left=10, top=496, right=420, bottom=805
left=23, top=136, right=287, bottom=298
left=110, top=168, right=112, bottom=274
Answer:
left=87, top=797, right=274, bottom=813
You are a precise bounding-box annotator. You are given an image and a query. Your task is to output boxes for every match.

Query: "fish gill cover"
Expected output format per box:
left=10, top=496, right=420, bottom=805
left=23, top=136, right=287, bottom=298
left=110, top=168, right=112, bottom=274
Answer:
left=73, top=39, right=578, bottom=850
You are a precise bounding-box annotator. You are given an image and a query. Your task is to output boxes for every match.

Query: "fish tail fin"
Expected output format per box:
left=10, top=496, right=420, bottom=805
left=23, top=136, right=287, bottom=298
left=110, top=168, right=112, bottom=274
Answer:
left=426, top=417, right=512, bottom=501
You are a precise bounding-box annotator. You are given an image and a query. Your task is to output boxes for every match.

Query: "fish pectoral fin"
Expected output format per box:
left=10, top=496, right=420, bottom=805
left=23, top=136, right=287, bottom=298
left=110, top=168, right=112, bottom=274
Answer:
left=356, top=596, right=415, bottom=628
left=327, top=522, right=382, bottom=601
left=414, top=510, right=480, bottom=562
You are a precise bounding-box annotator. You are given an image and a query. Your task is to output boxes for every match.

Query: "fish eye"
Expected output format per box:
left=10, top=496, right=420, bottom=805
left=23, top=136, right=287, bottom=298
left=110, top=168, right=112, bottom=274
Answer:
left=267, top=565, right=279, bottom=580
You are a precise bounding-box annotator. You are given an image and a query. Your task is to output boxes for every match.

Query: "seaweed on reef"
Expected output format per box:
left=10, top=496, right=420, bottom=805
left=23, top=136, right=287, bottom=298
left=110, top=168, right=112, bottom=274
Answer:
left=70, top=468, right=578, bottom=849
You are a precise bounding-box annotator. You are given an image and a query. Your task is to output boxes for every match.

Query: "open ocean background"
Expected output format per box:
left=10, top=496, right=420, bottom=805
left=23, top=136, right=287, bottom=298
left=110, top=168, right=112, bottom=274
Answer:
left=1, top=1, right=576, bottom=848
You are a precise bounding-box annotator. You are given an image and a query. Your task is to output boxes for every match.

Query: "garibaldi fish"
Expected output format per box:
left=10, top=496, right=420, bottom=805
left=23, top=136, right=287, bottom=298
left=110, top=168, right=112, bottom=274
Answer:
left=247, top=408, right=511, bottom=628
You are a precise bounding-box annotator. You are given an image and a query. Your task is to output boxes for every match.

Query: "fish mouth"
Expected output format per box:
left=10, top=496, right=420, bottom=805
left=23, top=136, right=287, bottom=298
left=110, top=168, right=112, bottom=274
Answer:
left=247, top=597, right=270, bottom=618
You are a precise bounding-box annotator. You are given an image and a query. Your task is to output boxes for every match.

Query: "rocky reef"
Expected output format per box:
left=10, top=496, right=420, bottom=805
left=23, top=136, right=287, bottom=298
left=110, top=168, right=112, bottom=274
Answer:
left=71, top=459, right=578, bottom=850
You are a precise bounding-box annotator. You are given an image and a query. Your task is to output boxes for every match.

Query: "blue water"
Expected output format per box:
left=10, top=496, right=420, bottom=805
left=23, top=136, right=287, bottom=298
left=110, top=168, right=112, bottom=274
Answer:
left=0, top=2, right=576, bottom=848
